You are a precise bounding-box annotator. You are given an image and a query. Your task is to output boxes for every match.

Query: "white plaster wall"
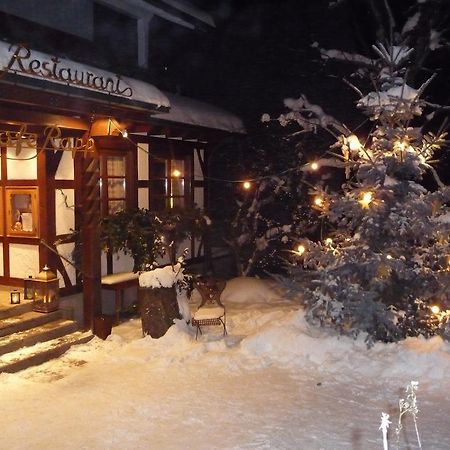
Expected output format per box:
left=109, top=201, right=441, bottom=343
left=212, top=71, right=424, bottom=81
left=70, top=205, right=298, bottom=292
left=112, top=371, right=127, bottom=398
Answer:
left=56, top=242, right=77, bottom=287
left=112, top=250, right=135, bottom=273
left=137, top=143, right=149, bottom=180
left=194, top=148, right=204, bottom=181
left=7, top=146, right=37, bottom=180
left=55, top=151, right=75, bottom=180
left=194, top=187, right=204, bottom=209
left=9, top=243, right=40, bottom=278
left=55, top=189, right=75, bottom=235
left=101, top=251, right=108, bottom=277
left=138, top=188, right=149, bottom=209
left=101, top=250, right=135, bottom=276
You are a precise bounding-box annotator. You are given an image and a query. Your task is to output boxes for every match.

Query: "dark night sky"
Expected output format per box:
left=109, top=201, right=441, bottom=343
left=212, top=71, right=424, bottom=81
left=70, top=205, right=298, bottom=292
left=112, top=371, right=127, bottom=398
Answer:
left=150, top=0, right=450, bottom=131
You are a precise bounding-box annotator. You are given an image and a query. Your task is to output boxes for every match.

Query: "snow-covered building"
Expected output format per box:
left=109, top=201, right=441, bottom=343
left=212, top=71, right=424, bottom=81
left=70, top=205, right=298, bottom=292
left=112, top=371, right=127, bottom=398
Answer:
left=0, top=1, right=244, bottom=330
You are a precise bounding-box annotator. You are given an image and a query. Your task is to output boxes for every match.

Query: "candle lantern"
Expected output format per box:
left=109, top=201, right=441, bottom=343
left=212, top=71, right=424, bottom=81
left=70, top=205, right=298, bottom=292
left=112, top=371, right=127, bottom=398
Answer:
left=24, top=275, right=34, bottom=300
left=32, top=265, right=59, bottom=313
left=10, top=289, right=21, bottom=304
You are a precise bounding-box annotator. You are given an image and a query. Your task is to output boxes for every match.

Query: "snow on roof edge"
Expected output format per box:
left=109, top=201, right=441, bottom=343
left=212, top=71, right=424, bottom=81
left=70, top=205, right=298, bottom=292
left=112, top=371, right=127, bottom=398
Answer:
left=153, top=92, right=246, bottom=134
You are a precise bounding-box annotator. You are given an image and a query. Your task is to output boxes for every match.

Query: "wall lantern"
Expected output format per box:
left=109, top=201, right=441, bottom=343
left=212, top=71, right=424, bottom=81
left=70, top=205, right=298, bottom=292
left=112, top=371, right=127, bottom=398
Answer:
left=24, top=275, right=34, bottom=300
left=32, top=266, right=60, bottom=313
left=10, top=289, right=21, bottom=304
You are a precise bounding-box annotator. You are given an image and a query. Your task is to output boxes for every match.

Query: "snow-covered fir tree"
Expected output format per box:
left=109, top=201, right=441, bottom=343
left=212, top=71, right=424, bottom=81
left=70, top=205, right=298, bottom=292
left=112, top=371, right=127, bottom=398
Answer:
left=277, top=43, right=450, bottom=344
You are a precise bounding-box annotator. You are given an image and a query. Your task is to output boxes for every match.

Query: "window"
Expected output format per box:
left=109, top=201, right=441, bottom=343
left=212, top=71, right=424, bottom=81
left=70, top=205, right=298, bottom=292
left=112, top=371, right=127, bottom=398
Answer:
left=149, top=154, right=191, bottom=210
left=5, top=187, right=39, bottom=237
left=100, top=154, right=127, bottom=215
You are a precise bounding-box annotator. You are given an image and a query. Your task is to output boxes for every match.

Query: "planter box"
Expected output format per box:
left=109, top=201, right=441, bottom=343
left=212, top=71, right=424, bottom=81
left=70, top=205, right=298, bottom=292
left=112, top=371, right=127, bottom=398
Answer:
left=138, top=286, right=181, bottom=338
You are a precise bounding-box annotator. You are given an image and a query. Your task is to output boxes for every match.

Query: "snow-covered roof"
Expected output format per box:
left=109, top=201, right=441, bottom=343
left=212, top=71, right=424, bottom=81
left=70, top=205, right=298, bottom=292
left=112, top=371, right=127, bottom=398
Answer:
left=0, top=41, right=170, bottom=111
left=153, top=92, right=246, bottom=134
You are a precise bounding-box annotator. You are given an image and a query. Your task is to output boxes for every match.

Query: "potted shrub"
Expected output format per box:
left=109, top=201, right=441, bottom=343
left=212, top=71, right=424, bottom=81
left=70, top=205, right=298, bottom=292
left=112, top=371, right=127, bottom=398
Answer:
left=100, top=207, right=209, bottom=337
left=138, top=262, right=186, bottom=338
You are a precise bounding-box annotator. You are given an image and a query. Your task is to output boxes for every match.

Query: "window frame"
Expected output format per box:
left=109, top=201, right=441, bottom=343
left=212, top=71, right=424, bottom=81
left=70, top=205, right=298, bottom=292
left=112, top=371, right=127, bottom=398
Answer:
left=99, top=150, right=134, bottom=217
left=148, top=149, right=193, bottom=211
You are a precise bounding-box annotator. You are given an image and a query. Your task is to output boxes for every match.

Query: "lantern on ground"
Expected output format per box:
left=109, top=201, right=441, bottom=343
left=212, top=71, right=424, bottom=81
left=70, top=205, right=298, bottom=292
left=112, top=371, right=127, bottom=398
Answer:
left=10, top=289, right=21, bottom=304
left=32, top=266, right=59, bottom=313
left=24, top=275, right=34, bottom=300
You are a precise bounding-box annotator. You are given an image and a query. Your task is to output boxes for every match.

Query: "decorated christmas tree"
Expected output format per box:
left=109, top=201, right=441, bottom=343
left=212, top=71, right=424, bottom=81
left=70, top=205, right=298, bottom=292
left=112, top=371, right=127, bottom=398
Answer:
left=278, top=43, right=450, bottom=344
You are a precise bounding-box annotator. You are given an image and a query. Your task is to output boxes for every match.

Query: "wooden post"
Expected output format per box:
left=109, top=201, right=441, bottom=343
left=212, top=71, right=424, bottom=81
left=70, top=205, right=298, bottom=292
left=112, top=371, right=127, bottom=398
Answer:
left=80, top=140, right=102, bottom=330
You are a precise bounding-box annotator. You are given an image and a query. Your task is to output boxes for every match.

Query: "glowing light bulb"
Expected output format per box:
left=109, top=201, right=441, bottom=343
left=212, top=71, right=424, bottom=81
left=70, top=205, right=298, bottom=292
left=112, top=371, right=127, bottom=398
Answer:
left=122, top=129, right=128, bottom=138
left=397, top=140, right=407, bottom=152
left=325, top=238, right=333, bottom=246
left=430, top=305, right=440, bottom=315
left=386, top=254, right=392, bottom=260
left=359, top=191, right=373, bottom=209
left=243, top=181, right=251, bottom=190
left=347, top=134, right=361, bottom=151
left=314, top=196, right=324, bottom=207
left=296, top=244, right=306, bottom=256
left=172, top=169, right=182, bottom=177
left=310, top=162, right=319, bottom=171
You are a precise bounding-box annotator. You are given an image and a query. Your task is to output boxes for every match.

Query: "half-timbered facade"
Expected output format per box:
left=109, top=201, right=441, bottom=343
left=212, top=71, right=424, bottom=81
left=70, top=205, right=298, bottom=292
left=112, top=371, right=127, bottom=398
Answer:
left=0, top=5, right=244, bottom=330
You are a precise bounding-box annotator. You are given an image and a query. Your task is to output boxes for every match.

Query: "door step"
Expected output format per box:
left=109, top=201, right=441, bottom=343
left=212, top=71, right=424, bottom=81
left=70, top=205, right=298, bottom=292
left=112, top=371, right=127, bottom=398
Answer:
left=0, top=304, right=94, bottom=373
left=0, top=330, right=93, bottom=373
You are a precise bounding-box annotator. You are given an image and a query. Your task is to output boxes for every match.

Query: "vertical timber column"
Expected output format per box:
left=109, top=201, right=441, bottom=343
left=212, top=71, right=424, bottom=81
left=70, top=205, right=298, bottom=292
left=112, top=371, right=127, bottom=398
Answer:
left=81, top=143, right=102, bottom=330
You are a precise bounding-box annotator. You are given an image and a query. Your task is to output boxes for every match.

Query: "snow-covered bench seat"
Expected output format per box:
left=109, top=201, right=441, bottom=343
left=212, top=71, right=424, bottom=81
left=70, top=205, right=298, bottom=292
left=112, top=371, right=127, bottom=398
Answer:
left=101, top=272, right=139, bottom=324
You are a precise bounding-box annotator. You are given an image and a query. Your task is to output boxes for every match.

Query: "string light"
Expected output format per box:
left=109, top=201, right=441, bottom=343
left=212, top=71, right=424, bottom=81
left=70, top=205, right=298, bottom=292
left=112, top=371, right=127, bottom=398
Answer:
left=122, top=129, right=128, bottom=138
left=359, top=191, right=373, bottom=209
left=314, top=196, right=324, bottom=207
left=295, top=244, right=306, bottom=256
left=325, top=238, right=333, bottom=246
left=242, top=181, right=252, bottom=190
left=430, top=305, right=440, bottom=315
left=310, top=162, right=319, bottom=171
left=347, top=134, right=362, bottom=151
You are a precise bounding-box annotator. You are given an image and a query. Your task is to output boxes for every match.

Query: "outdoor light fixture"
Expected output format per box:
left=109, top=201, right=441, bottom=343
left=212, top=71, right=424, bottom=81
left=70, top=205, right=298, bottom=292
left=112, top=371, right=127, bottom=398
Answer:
left=243, top=181, right=251, bottom=190
left=24, top=275, right=34, bottom=300
left=310, top=162, right=319, bottom=171
left=10, top=290, right=21, bottom=304
left=32, top=266, right=60, bottom=313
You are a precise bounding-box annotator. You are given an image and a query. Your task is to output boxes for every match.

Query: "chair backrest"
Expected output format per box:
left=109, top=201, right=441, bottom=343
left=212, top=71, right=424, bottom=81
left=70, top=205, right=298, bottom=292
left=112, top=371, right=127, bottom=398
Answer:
left=194, top=279, right=226, bottom=308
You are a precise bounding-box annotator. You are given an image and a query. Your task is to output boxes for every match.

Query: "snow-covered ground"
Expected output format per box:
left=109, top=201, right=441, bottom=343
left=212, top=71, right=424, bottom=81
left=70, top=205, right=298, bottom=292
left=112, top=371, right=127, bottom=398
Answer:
left=1, top=277, right=450, bottom=450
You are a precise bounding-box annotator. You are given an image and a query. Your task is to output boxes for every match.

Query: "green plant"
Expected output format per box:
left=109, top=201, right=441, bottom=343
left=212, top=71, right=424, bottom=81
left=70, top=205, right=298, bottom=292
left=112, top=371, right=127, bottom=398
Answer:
left=100, top=206, right=209, bottom=271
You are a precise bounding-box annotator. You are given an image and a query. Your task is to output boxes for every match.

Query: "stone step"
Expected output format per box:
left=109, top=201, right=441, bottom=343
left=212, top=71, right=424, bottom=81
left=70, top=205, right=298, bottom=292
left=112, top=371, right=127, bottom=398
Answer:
left=0, top=302, right=34, bottom=320
left=0, top=331, right=94, bottom=374
left=0, top=318, right=79, bottom=355
left=0, top=310, right=64, bottom=338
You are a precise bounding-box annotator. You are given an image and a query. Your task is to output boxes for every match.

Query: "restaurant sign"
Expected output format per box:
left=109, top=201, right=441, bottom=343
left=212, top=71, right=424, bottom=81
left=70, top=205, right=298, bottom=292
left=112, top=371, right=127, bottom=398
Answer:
left=0, top=43, right=132, bottom=97
left=0, top=41, right=170, bottom=110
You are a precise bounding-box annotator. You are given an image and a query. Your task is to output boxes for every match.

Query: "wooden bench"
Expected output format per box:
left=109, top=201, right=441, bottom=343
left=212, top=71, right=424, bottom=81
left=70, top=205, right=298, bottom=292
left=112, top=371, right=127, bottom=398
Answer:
left=101, top=272, right=139, bottom=324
